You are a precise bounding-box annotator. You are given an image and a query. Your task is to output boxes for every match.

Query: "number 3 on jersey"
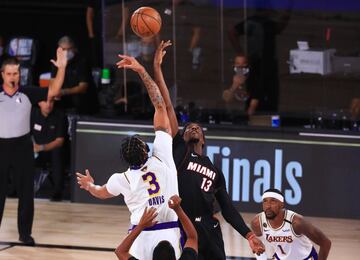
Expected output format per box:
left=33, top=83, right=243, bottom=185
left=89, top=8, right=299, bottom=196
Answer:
left=201, top=177, right=213, bottom=192
left=142, top=172, right=160, bottom=196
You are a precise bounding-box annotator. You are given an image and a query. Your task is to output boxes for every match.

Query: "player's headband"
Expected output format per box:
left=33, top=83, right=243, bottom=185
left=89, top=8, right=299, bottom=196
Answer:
left=262, top=191, right=284, bottom=202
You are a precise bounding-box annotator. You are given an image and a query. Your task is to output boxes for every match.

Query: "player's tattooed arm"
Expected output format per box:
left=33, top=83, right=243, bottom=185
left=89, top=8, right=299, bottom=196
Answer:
left=116, top=54, right=165, bottom=109
left=138, top=69, right=165, bottom=110
left=116, top=54, right=171, bottom=134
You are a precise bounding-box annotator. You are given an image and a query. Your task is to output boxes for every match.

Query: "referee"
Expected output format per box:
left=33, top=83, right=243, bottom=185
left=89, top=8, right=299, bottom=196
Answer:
left=0, top=47, right=67, bottom=245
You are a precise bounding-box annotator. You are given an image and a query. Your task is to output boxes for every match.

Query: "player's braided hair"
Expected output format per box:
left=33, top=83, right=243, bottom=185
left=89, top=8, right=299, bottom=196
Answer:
left=121, top=135, right=149, bottom=168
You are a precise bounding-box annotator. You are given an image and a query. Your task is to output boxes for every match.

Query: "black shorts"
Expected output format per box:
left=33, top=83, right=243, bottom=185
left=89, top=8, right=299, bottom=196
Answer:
left=193, top=215, right=226, bottom=260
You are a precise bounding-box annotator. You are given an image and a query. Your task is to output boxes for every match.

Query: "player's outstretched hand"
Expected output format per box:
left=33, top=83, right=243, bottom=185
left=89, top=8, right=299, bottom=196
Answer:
left=138, top=207, right=158, bottom=229
left=154, top=40, right=172, bottom=66
left=116, top=54, right=144, bottom=73
left=76, top=169, right=94, bottom=191
left=168, top=195, right=181, bottom=210
left=247, top=232, right=265, bottom=255
left=50, top=47, right=68, bottom=69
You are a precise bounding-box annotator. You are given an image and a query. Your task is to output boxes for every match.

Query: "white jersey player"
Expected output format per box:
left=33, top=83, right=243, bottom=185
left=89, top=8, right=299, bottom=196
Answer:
left=76, top=54, right=181, bottom=260
left=251, top=189, right=331, bottom=260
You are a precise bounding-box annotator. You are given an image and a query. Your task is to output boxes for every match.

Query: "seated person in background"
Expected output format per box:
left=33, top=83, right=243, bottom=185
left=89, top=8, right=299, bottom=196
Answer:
left=115, top=195, right=198, bottom=260
left=251, top=189, right=331, bottom=260
left=222, top=54, right=263, bottom=116
left=31, top=99, right=66, bottom=201
left=51, top=35, right=92, bottom=114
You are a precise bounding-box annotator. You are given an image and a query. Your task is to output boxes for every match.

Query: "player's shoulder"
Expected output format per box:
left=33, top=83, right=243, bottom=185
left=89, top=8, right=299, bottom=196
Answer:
left=286, top=209, right=302, bottom=222
left=110, top=171, right=130, bottom=182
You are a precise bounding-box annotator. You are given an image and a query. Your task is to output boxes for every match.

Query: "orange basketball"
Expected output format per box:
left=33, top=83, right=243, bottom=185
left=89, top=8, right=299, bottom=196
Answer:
left=130, top=7, right=162, bottom=38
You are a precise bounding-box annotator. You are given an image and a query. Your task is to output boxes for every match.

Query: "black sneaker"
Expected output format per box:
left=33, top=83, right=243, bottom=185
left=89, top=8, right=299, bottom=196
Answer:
left=19, top=235, right=35, bottom=246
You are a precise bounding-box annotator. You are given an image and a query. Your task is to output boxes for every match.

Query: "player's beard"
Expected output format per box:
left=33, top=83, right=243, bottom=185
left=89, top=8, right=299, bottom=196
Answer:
left=265, top=210, right=276, bottom=220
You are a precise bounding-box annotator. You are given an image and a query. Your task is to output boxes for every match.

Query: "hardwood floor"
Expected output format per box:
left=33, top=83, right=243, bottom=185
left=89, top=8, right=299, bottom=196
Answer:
left=0, top=198, right=359, bottom=259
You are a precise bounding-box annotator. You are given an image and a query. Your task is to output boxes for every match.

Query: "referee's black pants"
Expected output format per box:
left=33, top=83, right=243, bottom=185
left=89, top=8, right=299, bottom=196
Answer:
left=0, top=135, right=35, bottom=237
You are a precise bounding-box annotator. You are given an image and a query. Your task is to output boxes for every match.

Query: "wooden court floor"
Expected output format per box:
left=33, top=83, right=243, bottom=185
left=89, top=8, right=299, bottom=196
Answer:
left=0, top=198, right=359, bottom=259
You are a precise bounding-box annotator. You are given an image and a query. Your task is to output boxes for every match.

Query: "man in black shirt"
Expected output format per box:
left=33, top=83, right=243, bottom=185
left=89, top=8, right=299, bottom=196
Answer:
left=153, top=40, right=265, bottom=259
left=0, top=48, right=67, bottom=245
left=51, top=36, right=95, bottom=114
left=31, top=99, right=66, bottom=201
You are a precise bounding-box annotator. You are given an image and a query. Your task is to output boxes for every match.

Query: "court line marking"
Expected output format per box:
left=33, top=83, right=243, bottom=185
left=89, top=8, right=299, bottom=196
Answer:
left=0, top=242, right=254, bottom=259
left=76, top=129, right=360, bottom=148
left=0, top=241, right=115, bottom=252
left=0, top=244, right=14, bottom=251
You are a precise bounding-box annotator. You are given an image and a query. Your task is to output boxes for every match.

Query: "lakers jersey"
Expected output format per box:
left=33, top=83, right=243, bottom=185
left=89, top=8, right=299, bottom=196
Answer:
left=259, top=210, right=316, bottom=259
left=106, top=130, right=179, bottom=224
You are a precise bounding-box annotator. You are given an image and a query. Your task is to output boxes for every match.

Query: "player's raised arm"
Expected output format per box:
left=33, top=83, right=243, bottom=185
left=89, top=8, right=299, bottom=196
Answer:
left=117, top=55, right=171, bottom=135
left=153, top=40, right=179, bottom=137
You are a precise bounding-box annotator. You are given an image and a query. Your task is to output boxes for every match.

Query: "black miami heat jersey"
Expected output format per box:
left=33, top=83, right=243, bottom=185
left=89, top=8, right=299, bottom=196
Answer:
left=173, top=132, right=226, bottom=220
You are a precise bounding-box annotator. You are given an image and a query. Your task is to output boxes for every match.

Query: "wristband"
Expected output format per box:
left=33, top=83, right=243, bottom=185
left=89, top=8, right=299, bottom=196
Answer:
left=40, top=144, right=45, bottom=152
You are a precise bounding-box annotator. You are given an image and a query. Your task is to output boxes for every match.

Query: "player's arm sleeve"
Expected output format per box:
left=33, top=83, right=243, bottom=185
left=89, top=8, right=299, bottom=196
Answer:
left=105, top=173, right=127, bottom=196
left=215, top=170, right=251, bottom=238
left=152, top=130, right=174, bottom=168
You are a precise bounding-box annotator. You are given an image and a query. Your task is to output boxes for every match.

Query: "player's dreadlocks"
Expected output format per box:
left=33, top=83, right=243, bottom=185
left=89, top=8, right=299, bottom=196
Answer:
left=121, top=135, right=149, bottom=168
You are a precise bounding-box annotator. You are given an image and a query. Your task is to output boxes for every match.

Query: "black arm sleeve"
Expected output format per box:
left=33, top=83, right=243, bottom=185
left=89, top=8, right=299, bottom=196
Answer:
left=215, top=187, right=251, bottom=238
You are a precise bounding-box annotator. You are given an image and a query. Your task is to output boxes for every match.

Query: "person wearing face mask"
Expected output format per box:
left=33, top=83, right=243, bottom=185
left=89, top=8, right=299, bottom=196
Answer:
left=223, top=54, right=264, bottom=116
left=51, top=35, right=92, bottom=114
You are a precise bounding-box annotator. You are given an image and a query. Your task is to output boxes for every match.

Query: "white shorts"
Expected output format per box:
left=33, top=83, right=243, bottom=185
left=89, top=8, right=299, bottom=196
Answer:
left=129, top=223, right=181, bottom=260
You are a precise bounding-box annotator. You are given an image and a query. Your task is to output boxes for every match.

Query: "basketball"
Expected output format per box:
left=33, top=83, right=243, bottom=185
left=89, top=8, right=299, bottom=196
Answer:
left=130, top=7, right=162, bottom=38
